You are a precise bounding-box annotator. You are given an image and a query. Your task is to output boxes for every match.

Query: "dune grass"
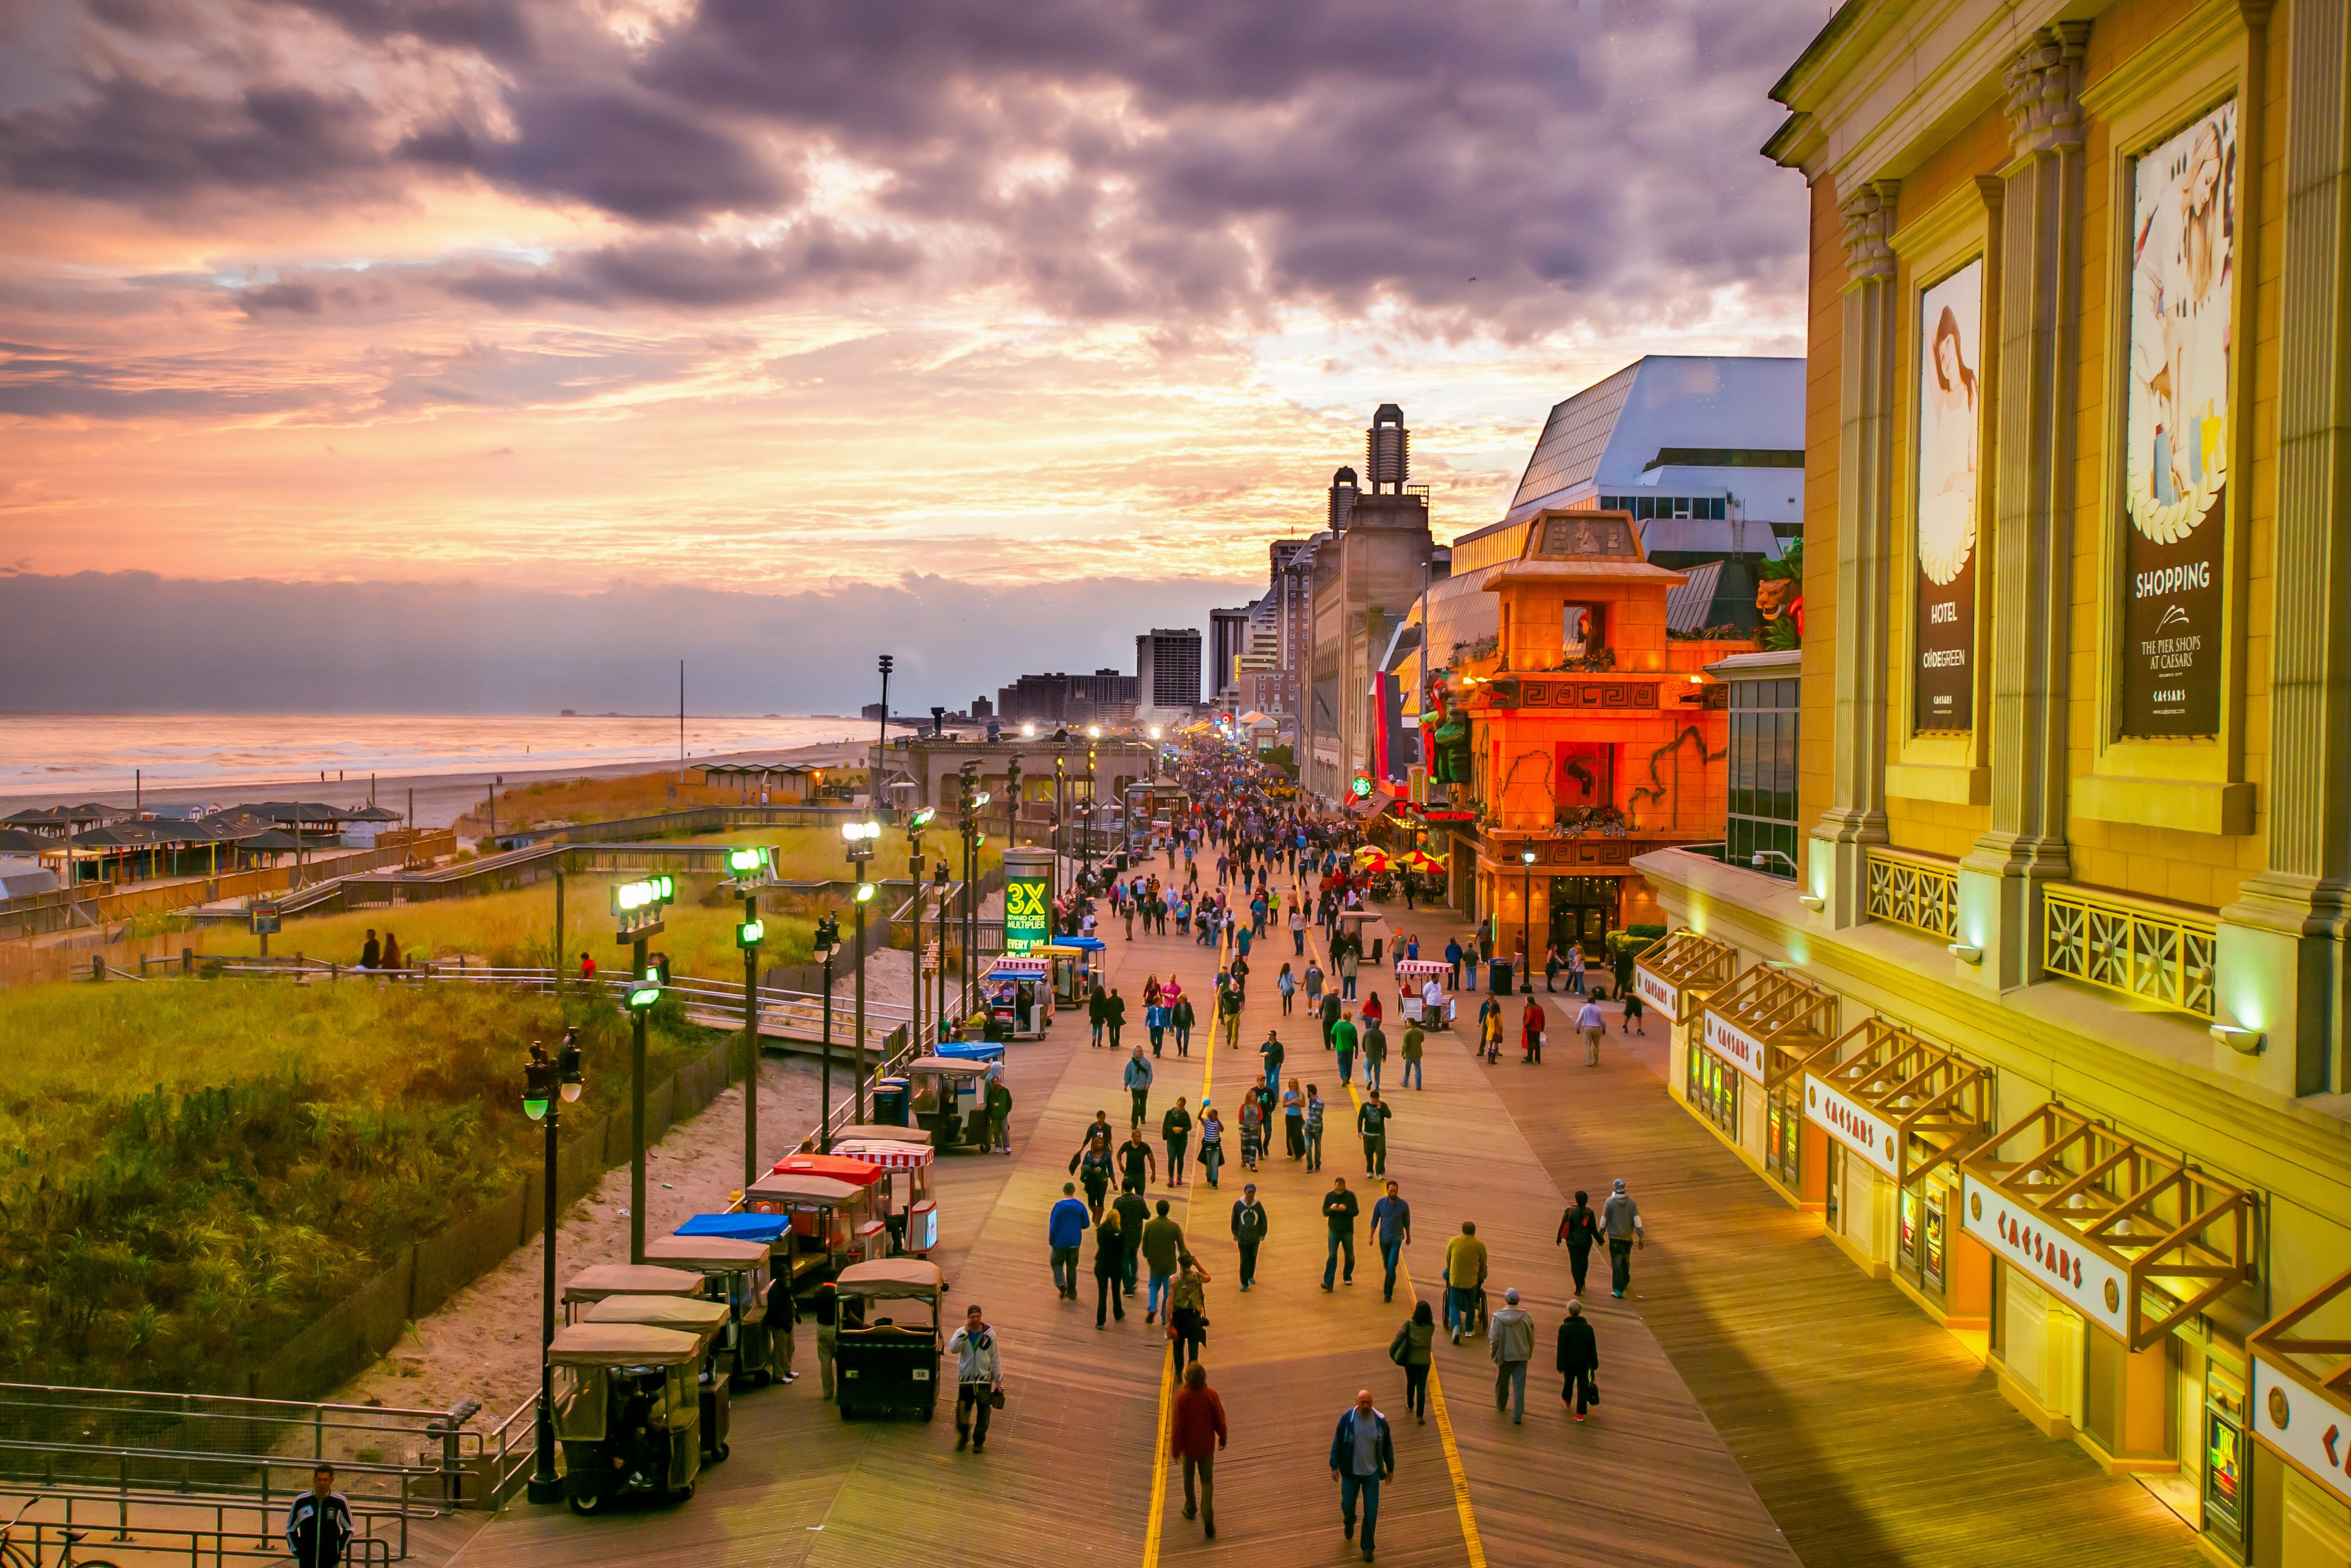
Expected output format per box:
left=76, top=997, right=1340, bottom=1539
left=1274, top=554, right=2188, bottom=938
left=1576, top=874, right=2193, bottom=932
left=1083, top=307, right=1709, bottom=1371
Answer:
left=0, top=979, right=711, bottom=1392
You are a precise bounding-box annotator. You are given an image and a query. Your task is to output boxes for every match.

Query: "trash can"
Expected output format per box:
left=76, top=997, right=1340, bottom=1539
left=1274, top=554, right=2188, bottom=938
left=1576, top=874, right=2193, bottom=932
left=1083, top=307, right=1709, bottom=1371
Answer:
left=1488, top=958, right=1515, bottom=995
left=870, top=1079, right=910, bottom=1127
left=1370, top=937, right=1383, bottom=965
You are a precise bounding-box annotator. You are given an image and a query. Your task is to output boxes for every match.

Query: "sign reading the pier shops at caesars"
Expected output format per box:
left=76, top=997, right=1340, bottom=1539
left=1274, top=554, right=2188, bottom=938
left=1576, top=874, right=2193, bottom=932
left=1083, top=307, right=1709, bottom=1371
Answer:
left=2121, top=99, right=2236, bottom=738
left=1914, top=258, right=1982, bottom=733
left=1003, top=873, right=1051, bottom=955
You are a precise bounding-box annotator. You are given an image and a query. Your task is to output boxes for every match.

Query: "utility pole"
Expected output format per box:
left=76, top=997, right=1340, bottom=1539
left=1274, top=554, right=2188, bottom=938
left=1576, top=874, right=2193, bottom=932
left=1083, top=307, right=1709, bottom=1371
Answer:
left=611, top=873, right=674, bottom=1264
left=729, top=847, right=768, bottom=1189
left=874, top=654, right=895, bottom=817
left=843, top=819, right=879, bottom=1125
left=815, top=915, right=839, bottom=1151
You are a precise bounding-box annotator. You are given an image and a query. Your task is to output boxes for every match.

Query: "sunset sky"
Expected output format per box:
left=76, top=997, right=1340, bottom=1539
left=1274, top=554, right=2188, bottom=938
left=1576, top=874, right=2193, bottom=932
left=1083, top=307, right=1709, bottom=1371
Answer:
left=1, top=0, right=1827, bottom=707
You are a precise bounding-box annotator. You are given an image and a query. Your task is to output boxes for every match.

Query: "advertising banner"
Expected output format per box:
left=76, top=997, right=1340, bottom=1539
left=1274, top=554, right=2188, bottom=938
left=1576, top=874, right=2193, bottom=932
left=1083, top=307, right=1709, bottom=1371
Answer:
left=1915, top=258, right=1982, bottom=733
left=1633, top=963, right=1678, bottom=1021
left=2121, top=100, right=2236, bottom=737
left=1803, top=1072, right=1900, bottom=1179
left=1702, top=1008, right=1768, bottom=1083
left=1003, top=873, right=1051, bottom=955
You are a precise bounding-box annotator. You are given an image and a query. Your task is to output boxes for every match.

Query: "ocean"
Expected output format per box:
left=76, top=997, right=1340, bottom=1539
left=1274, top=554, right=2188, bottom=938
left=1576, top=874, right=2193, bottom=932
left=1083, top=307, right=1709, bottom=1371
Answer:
left=0, top=712, right=867, bottom=802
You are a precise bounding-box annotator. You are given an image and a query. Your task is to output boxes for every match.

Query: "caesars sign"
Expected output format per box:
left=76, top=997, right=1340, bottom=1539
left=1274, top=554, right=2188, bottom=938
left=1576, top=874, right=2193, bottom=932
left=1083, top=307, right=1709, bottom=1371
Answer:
left=2122, top=100, right=2236, bottom=737
left=1003, top=873, right=1051, bottom=955
left=1915, top=258, right=1982, bottom=732
left=1961, top=1175, right=2134, bottom=1340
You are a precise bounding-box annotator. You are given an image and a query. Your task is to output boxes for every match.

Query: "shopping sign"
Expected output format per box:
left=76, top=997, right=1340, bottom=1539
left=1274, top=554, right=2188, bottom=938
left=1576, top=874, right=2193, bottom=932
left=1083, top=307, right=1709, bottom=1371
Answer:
left=1961, top=1176, right=2132, bottom=1341
left=1004, top=874, right=1051, bottom=954
left=1702, top=1008, right=1768, bottom=1082
left=1803, top=1074, right=1899, bottom=1179
left=2252, top=1353, right=2351, bottom=1506
left=1632, top=962, right=1678, bottom=1021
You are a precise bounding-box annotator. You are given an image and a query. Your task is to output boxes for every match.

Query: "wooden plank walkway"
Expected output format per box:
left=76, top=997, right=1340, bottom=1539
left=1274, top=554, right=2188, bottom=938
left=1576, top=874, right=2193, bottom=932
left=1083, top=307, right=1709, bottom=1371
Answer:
left=449, top=853, right=1800, bottom=1567
left=1372, top=899, right=2206, bottom=1568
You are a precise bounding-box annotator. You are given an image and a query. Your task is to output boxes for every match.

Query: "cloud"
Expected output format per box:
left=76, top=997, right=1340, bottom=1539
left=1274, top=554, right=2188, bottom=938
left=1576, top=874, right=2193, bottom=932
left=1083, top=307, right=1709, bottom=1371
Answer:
left=0, top=569, right=1253, bottom=713
left=442, top=226, right=921, bottom=310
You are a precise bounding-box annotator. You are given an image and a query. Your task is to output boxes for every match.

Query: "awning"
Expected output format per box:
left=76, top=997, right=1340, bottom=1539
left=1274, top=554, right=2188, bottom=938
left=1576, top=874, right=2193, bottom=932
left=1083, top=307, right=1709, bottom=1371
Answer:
left=769, top=1153, right=888, bottom=1187
left=1633, top=928, right=1738, bottom=1024
left=1699, top=963, right=1837, bottom=1085
left=1802, top=1018, right=1991, bottom=1188
left=1960, top=1103, right=2250, bottom=1349
left=2251, top=1267, right=2351, bottom=1506
left=834, top=1139, right=935, bottom=1169
left=988, top=956, right=1051, bottom=977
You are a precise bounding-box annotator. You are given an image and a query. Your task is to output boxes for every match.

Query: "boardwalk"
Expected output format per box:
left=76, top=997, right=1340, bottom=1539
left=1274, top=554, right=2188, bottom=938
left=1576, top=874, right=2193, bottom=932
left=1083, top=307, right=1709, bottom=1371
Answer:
left=453, top=852, right=1795, bottom=1567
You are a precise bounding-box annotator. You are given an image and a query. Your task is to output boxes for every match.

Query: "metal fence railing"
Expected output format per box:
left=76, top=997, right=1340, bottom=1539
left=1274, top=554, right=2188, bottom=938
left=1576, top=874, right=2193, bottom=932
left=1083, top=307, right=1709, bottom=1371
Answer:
left=0, top=1490, right=400, bottom=1567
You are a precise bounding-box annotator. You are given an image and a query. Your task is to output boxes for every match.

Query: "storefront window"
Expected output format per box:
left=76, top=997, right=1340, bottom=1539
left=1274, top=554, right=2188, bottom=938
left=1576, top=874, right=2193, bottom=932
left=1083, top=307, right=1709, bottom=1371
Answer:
left=1689, top=1040, right=1739, bottom=1134
left=1922, top=1190, right=1947, bottom=1295
left=2205, top=1365, right=2249, bottom=1558
left=1824, top=1142, right=1844, bottom=1233
left=1766, top=1091, right=1802, bottom=1189
left=1727, top=677, right=1800, bottom=878
left=1898, top=1187, right=1920, bottom=1278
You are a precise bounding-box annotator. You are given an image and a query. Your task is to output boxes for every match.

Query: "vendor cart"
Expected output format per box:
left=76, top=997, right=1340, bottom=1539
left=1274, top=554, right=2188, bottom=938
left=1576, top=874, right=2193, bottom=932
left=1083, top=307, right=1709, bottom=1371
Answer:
left=831, top=1258, right=946, bottom=1422
left=643, top=1231, right=782, bottom=1389
left=1397, top=959, right=1456, bottom=1029
left=982, top=955, right=1052, bottom=1038
left=901, top=1055, right=998, bottom=1152
left=834, top=1138, right=939, bottom=1254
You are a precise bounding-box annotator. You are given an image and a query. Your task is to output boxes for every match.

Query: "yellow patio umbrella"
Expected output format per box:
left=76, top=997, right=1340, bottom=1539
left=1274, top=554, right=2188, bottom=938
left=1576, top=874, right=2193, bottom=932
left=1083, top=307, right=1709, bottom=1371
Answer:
left=1354, top=847, right=1395, bottom=874
left=1400, top=849, right=1447, bottom=874
left=1352, top=843, right=1387, bottom=863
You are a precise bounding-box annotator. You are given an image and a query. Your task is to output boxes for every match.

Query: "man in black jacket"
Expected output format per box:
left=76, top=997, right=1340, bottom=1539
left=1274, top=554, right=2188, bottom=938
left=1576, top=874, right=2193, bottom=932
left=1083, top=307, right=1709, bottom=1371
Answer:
left=285, top=1466, right=353, bottom=1568
left=1320, top=1175, right=1360, bottom=1291
left=1229, top=1183, right=1270, bottom=1291
left=1329, top=1390, right=1395, bottom=1561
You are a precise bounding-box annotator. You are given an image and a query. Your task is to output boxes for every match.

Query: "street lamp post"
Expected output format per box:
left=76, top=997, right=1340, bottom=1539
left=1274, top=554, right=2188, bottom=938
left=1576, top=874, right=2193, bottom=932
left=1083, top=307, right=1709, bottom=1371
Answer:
left=842, top=819, right=880, bottom=1126
left=933, top=862, right=951, bottom=1035
left=1520, top=846, right=1538, bottom=995
left=524, top=1032, right=584, bottom=1506
left=873, top=655, right=894, bottom=817
left=611, top=874, right=674, bottom=1263
left=727, top=846, right=768, bottom=1189
left=904, top=808, right=934, bottom=1046
left=814, top=914, right=840, bottom=1151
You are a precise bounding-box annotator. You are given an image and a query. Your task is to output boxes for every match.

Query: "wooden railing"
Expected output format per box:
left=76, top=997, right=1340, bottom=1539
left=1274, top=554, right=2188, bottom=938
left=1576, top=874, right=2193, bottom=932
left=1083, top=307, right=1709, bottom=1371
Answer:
left=1865, top=847, right=1960, bottom=940
left=2042, top=883, right=2217, bottom=1020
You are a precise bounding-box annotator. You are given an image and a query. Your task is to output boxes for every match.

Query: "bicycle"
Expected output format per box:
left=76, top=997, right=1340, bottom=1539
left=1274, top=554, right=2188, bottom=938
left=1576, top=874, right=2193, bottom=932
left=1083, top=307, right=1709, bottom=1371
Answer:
left=1, top=1498, right=122, bottom=1568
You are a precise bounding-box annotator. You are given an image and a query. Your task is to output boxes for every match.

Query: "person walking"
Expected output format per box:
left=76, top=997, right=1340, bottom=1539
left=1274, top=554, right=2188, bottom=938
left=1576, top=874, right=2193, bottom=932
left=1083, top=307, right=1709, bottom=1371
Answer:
left=1162, top=1098, right=1193, bottom=1185
left=763, top=1268, right=801, bottom=1383
left=1283, top=1077, right=1307, bottom=1159
left=1443, top=937, right=1462, bottom=989
left=1362, top=1011, right=1388, bottom=1091
left=1093, top=1206, right=1128, bottom=1328
left=1089, top=981, right=1108, bottom=1047
left=1576, top=995, right=1606, bottom=1066
left=1444, top=1222, right=1488, bottom=1343
left=1237, top=1090, right=1264, bottom=1172
left=986, top=1074, right=1014, bottom=1154
left=1329, top=1390, right=1395, bottom=1562
left=1543, top=942, right=1560, bottom=993
left=1620, top=983, right=1646, bottom=1036
left=1169, top=1360, right=1227, bottom=1538
left=1339, top=943, right=1359, bottom=1000
left=1173, top=992, right=1196, bottom=1055
left=1259, top=1029, right=1286, bottom=1098
left=1199, top=1104, right=1225, bottom=1188
left=1370, top=1179, right=1411, bottom=1303
left=1478, top=996, right=1504, bottom=1063
left=1489, top=1287, right=1534, bottom=1424
left=1048, top=1182, right=1089, bottom=1300
left=1167, top=1253, right=1211, bottom=1370
left=1357, top=1090, right=1393, bottom=1178
left=810, top=1280, right=841, bottom=1397
left=1319, top=987, right=1342, bottom=1052
left=1332, top=1006, right=1358, bottom=1086
left=1555, top=1188, right=1602, bottom=1297
left=1113, top=1185, right=1152, bottom=1297
left=1217, top=984, right=1244, bottom=1052
left=1289, top=902, right=1308, bottom=955
left=285, top=1466, right=354, bottom=1568
left=1558, top=1299, right=1600, bottom=1421
left=1124, top=1046, right=1154, bottom=1128
left=1320, top=1174, right=1360, bottom=1291
left=1567, top=944, right=1587, bottom=996
left=1141, top=1199, right=1185, bottom=1324
left=1278, top=962, right=1297, bottom=1015
left=1118, top=1126, right=1158, bottom=1195
left=1521, top=995, right=1545, bottom=1064
left=1399, top=1018, right=1424, bottom=1090
left=1390, top=1300, right=1435, bottom=1423
left=1305, top=957, right=1326, bottom=1015
left=1073, top=1133, right=1115, bottom=1219
left=1601, top=1178, right=1645, bottom=1298
left=1304, top=1084, right=1326, bottom=1171
left=1230, top=1182, right=1269, bottom=1290
left=946, top=1303, right=1002, bottom=1452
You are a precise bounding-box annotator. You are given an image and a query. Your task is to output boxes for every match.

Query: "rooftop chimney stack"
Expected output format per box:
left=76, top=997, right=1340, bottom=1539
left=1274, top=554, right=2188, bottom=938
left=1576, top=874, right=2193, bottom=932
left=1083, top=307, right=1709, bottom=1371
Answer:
left=1329, top=466, right=1360, bottom=532
left=1365, top=404, right=1408, bottom=493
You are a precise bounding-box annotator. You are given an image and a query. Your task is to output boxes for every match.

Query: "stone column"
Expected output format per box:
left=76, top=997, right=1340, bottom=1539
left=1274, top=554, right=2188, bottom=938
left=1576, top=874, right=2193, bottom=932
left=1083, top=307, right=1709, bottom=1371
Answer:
left=2219, top=0, right=2347, bottom=1095
left=1809, top=178, right=1900, bottom=928
left=1958, top=22, right=2088, bottom=990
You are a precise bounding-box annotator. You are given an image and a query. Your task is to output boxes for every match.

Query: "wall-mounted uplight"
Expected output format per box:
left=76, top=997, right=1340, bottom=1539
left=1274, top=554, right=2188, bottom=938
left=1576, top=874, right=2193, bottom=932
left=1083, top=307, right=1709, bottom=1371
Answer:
left=1947, top=942, right=1983, bottom=964
left=2209, top=1023, right=2265, bottom=1055
left=1798, top=894, right=1825, bottom=912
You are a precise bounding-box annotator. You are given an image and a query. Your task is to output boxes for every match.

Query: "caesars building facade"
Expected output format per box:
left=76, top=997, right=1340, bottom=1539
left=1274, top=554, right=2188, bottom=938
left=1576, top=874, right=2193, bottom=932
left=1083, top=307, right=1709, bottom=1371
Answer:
left=1630, top=0, right=2351, bottom=1564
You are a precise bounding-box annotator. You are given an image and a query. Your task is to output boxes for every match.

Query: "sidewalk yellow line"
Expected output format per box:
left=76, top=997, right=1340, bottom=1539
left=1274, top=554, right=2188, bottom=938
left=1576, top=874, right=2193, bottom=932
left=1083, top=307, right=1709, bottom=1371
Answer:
left=1141, top=889, right=1218, bottom=1568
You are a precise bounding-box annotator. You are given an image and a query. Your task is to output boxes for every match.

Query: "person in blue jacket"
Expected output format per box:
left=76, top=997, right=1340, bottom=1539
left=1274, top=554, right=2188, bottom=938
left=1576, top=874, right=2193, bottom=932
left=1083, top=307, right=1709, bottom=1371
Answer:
left=1048, top=1182, right=1091, bottom=1300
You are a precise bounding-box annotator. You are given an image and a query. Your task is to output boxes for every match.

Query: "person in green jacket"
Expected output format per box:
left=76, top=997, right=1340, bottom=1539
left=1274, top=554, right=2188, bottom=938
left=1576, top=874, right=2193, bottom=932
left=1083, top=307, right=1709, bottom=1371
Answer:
left=1400, top=1021, right=1425, bottom=1090
left=1332, top=1007, right=1360, bottom=1086
left=1141, top=1199, right=1187, bottom=1324
left=1390, top=1299, right=1436, bottom=1423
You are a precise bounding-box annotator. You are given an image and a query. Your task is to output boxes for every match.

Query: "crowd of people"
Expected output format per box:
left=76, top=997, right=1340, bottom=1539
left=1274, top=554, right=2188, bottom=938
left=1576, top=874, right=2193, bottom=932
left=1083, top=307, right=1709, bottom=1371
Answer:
left=984, top=735, right=1653, bottom=1562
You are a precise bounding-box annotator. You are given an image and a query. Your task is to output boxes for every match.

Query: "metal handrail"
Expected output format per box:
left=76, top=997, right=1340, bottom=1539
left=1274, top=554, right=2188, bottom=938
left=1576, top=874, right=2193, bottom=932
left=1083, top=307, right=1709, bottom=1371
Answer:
left=1, top=1488, right=400, bottom=1565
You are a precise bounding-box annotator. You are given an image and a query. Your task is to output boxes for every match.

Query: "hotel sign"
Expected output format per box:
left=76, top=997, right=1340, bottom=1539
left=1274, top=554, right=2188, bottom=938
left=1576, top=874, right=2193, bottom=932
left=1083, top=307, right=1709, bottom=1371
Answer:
left=1702, top=1008, right=1768, bottom=1083
left=1804, top=1074, right=1899, bottom=1179
left=1633, top=963, right=1679, bottom=1021
left=2252, top=1354, right=2351, bottom=1506
left=1961, top=1176, right=2132, bottom=1341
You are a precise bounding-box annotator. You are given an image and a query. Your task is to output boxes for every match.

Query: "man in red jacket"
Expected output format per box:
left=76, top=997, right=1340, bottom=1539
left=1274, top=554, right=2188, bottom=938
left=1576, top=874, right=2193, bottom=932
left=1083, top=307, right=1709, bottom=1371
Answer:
left=1169, top=1360, right=1228, bottom=1539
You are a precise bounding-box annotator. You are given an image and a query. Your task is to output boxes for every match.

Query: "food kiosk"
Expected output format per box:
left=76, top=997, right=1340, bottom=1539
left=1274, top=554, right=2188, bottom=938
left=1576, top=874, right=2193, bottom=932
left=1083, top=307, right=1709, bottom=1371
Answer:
left=982, top=955, right=1052, bottom=1038
left=579, top=1295, right=733, bottom=1462
left=835, top=1138, right=940, bottom=1254
left=1396, top=959, right=1455, bottom=1028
